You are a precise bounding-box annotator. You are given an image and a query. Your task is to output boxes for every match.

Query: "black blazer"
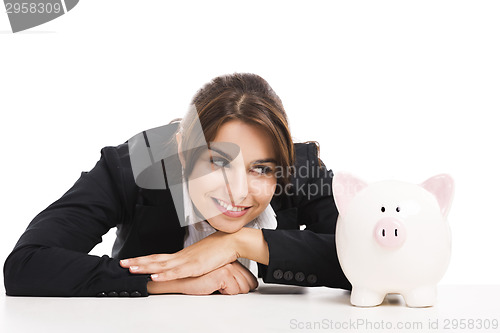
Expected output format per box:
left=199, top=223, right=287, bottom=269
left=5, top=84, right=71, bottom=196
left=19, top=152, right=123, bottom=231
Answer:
left=3, top=125, right=351, bottom=297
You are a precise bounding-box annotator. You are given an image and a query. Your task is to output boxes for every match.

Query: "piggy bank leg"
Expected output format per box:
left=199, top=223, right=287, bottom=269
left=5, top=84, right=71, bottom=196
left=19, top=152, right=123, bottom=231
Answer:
left=350, top=287, right=386, bottom=307
left=402, top=285, right=437, bottom=307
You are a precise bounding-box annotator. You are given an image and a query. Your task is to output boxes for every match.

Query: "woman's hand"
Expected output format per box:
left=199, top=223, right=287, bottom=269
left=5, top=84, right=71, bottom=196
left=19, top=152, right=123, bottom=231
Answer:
left=120, top=228, right=269, bottom=281
left=121, top=231, right=238, bottom=281
left=146, top=261, right=259, bottom=295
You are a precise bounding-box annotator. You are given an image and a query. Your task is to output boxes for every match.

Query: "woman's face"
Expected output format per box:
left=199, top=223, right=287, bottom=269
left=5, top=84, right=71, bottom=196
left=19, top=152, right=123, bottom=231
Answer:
left=186, top=120, right=278, bottom=233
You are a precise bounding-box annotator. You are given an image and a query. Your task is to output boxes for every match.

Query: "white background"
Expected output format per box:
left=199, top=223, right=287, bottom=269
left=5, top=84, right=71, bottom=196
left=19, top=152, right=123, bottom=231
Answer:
left=0, top=0, right=499, bottom=290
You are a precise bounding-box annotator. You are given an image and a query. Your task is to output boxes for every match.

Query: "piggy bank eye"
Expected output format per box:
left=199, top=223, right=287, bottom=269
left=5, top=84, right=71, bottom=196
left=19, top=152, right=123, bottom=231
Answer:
left=396, top=206, right=401, bottom=212
left=381, top=206, right=386, bottom=212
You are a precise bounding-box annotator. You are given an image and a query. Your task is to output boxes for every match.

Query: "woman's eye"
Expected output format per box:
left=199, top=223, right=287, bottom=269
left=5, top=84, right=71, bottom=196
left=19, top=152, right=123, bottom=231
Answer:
left=251, top=166, right=273, bottom=175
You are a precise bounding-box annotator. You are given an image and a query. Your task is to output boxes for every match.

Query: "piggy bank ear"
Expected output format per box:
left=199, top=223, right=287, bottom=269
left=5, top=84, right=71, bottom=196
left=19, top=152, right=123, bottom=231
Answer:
left=332, top=172, right=368, bottom=216
left=420, top=174, right=455, bottom=217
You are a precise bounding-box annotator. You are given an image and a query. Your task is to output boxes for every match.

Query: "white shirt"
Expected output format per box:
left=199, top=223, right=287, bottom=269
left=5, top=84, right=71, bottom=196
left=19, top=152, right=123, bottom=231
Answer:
left=181, top=178, right=277, bottom=276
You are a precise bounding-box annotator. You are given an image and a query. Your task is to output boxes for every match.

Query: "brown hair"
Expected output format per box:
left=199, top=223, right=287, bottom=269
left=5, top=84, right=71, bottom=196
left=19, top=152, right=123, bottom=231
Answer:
left=178, top=73, right=295, bottom=186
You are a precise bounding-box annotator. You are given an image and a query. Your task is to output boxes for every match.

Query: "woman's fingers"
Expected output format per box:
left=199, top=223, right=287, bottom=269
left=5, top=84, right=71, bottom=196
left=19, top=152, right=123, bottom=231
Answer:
left=120, top=253, right=198, bottom=279
left=119, top=254, right=174, bottom=273
left=228, top=265, right=251, bottom=294
left=120, top=253, right=167, bottom=267
left=149, top=257, right=220, bottom=282
left=216, top=262, right=258, bottom=295
left=229, top=261, right=258, bottom=292
left=234, top=261, right=259, bottom=291
left=216, top=265, right=241, bottom=295
left=121, top=255, right=205, bottom=280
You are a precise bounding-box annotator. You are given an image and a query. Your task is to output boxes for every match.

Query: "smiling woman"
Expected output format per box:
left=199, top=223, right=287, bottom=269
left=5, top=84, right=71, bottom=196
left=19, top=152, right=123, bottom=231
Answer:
left=3, top=73, right=351, bottom=297
left=186, top=120, right=279, bottom=233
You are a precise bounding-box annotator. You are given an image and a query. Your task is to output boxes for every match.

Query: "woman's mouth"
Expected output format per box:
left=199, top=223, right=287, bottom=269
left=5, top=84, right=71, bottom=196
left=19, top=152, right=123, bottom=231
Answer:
left=212, top=197, right=251, bottom=218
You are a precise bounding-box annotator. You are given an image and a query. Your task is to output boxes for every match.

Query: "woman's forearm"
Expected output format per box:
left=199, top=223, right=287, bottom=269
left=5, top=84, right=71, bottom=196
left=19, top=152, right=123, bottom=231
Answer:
left=233, top=228, right=269, bottom=265
left=5, top=245, right=149, bottom=297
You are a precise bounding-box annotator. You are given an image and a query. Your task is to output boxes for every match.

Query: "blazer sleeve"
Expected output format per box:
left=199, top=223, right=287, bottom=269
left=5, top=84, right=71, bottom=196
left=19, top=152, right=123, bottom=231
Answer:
left=3, top=146, right=150, bottom=297
left=259, top=143, right=351, bottom=289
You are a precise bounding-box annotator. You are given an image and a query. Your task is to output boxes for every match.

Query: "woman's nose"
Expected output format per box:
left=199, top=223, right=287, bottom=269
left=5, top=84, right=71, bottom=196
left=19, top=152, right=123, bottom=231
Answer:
left=225, top=167, right=249, bottom=205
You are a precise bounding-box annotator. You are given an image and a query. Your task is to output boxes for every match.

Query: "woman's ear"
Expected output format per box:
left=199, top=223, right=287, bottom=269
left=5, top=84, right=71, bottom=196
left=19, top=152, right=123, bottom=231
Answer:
left=176, top=131, right=186, bottom=168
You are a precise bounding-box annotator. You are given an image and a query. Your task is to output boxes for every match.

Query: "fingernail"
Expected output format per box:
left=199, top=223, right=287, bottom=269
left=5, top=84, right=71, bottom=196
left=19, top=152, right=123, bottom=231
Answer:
left=121, top=260, right=129, bottom=265
left=151, top=274, right=159, bottom=280
left=130, top=266, right=139, bottom=271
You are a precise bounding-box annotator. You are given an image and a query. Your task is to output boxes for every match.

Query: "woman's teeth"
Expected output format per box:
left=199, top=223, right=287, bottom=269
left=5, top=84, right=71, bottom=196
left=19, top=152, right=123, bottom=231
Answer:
left=216, top=199, right=246, bottom=212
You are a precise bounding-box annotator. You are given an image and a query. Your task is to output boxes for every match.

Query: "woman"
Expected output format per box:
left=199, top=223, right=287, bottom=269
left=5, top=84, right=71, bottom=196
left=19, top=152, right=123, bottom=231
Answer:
left=3, top=73, right=350, bottom=297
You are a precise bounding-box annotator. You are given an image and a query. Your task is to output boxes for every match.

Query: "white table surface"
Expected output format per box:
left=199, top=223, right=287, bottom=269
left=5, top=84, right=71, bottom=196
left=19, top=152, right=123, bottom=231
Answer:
left=1, top=281, right=499, bottom=333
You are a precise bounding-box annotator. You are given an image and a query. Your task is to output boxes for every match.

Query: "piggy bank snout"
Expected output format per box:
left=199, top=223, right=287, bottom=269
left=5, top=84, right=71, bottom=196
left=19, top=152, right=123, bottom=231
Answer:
left=374, top=217, right=406, bottom=249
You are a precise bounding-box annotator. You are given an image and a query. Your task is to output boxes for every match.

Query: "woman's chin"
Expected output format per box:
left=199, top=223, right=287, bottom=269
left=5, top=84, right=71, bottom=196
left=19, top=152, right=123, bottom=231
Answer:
left=206, top=218, right=246, bottom=234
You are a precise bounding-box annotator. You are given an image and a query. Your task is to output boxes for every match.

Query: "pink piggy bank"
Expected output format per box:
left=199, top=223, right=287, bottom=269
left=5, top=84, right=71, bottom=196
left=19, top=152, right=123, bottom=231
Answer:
left=333, top=173, right=454, bottom=307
